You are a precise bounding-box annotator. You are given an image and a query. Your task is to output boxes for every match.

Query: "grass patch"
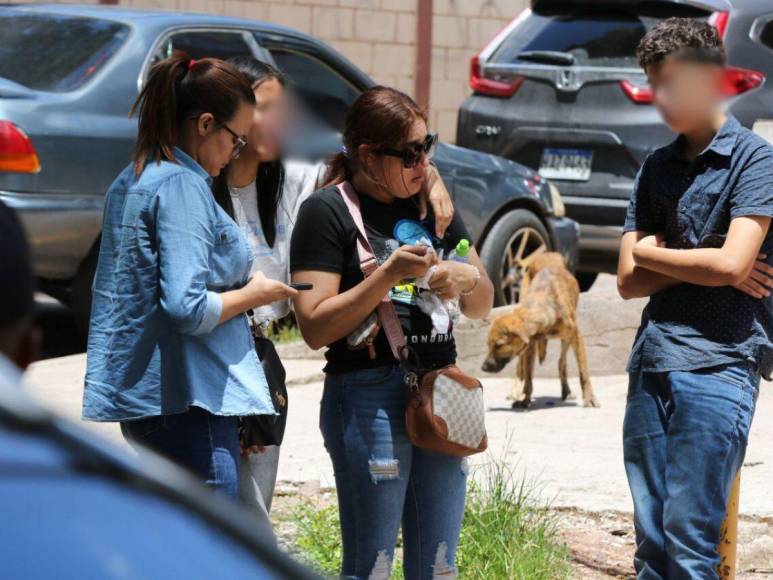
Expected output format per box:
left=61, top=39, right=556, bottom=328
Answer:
left=291, top=458, right=570, bottom=579
left=264, top=314, right=302, bottom=344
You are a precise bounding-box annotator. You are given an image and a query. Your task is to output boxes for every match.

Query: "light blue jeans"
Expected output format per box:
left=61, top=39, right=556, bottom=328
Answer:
left=320, top=365, right=467, bottom=580
left=623, top=362, right=759, bottom=579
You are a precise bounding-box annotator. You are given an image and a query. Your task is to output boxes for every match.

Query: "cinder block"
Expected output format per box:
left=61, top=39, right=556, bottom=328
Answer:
left=268, top=4, right=313, bottom=33
left=372, top=43, right=415, bottom=76
left=333, top=40, right=374, bottom=73
left=313, top=7, right=355, bottom=40
left=445, top=48, right=472, bottom=81
left=396, top=12, right=416, bottom=44
left=432, top=15, right=467, bottom=48
left=354, top=9, right=397, bottom=42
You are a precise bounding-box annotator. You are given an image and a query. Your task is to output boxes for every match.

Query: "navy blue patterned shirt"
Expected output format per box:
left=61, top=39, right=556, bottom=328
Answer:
left=623, top=116, right=773, bottom=378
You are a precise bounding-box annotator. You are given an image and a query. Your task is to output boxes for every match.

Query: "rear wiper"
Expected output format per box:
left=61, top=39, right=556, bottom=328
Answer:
left=517, top=51, right=576, bottom=66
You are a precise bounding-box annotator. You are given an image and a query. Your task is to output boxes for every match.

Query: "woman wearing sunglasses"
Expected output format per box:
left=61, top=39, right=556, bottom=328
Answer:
left=83, top=53, right=297, bottom=498
left=291, top=87, right=494, bottom=579
left=211, top=58, right=458, bottom=538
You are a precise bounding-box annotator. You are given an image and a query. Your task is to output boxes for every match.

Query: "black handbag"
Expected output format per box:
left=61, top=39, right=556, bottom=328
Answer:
left=240, top=318, right=288, bottom=447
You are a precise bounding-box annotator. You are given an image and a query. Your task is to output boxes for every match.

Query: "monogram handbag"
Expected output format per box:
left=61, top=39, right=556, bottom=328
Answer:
left=336, top=182, right=487, bottom=457
left=240, top=317, right=289, bottom=447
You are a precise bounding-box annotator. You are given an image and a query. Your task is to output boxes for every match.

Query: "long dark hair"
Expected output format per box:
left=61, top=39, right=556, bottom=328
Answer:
left=129, top=52, right=255, bottom=176
left=323, top=86, right=427, bottom=187
left=212, top=57, right=287, bottom=248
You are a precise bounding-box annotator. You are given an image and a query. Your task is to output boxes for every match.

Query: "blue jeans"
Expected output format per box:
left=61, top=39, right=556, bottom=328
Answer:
left=623, top=363, right=759, bottom=579
left=320, top=365, right=468, bottom=580
left=121, top=406, right=240, bottom=499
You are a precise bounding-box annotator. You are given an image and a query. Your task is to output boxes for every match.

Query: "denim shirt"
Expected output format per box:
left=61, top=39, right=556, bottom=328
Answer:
left=84, top=148, right=272, bottom=421
left=624, top=116, right=773, bottom=378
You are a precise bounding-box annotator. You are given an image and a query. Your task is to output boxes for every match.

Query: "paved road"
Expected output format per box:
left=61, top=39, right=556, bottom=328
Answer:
left=23, top=355, right=773, bottom=516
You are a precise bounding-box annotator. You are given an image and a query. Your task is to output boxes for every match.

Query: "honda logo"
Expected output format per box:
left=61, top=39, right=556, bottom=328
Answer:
left=556, top=68, right=581, bottom=92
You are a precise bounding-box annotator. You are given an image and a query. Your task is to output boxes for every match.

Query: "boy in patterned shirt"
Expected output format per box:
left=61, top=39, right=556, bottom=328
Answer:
left=617, top=17, right=773, bottom=578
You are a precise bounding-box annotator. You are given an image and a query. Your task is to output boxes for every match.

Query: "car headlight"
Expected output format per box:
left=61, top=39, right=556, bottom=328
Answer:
left=548, top=181, right=566, bottom=218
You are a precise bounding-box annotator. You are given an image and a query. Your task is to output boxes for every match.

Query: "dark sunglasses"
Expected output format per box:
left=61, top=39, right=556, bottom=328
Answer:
left=382, top=133, right=438, bottom=168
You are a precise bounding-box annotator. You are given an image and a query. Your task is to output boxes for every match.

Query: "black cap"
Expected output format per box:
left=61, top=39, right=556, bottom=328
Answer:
left=0, top=201, right=33, bottom=326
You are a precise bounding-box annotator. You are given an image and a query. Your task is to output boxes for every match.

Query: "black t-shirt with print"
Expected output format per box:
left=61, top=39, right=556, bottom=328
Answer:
left=290, top=185, right=471, bottom=375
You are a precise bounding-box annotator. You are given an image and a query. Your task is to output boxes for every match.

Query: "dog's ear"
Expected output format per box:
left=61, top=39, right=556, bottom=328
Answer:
left=501, top=317, right=529, bottom=345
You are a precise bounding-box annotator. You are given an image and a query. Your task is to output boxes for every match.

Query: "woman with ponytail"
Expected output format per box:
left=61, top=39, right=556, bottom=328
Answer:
left=211, top=58, right=458, bottom=535
left=83, top=53, right=298, bottom=499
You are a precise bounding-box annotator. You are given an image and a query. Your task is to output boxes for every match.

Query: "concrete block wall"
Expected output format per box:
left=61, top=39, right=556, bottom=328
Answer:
left=7, top=0, right=528, bottom=142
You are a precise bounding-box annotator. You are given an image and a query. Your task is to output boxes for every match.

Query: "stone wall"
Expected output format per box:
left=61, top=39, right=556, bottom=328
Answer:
left=7, top=0, right=528, bottom=142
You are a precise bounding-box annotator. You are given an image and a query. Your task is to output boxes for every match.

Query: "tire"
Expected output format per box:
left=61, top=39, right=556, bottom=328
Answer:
left=575, top=271, right=599, bottom=293
left=479, top=209, right=552, bottom=306
left=71, top=241, right=99, bottom=341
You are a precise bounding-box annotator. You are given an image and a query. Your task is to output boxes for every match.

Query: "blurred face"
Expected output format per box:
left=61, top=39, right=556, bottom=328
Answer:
left=193, top=101, right=253, bottom=176
left=360, top=118, right=434, bottom=199
left=646, top=56, right=724, bottom=134
left=245, top=77, right=287, bottom=163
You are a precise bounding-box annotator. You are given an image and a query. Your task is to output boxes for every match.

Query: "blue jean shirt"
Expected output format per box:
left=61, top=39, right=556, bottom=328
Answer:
left=624, top=116, right=773, bottom=378
left=84, top=148, right=272, bottom=421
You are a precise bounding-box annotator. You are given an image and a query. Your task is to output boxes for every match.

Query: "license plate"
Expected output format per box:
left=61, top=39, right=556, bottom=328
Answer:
left=539, top=148, right=593, bottom=181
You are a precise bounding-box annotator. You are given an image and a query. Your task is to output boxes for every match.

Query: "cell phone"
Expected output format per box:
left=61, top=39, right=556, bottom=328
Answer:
left=291, top=282, right=314, bottom=291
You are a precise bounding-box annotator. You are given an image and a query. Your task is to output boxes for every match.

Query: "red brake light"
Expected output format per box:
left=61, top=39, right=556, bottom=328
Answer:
left=709, top=11, right=730, bottom=38
left=469, top=55, right=524, bottom=98
left=620, top=80, right=653, bottom=104
left=0, top=121, right=40, bottom=174
left=723, top=67, right=765, bottom=96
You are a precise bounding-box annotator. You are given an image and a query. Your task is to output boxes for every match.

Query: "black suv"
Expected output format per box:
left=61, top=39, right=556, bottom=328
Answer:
left=457, top=0, right=773, bottom=289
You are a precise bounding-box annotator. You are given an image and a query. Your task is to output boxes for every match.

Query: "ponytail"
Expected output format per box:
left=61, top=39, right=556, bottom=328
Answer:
left=321, top=152, right=350, bottom=187
left=129, top=52, right=255, bottom=176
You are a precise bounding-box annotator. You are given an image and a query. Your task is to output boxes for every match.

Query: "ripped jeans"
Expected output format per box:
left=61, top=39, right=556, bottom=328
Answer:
left=320, top=365, right=467, bottom=580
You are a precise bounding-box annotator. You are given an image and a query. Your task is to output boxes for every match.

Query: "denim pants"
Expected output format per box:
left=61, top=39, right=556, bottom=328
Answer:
left=320, top=365, right=468, bottom=580
left=121, top=406, right=241, bottom=499
left=623, top=362, right=759, bottom=579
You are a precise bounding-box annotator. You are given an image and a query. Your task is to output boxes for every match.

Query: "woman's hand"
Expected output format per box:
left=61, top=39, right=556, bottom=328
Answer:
left=429, top=261, right=479, bottom=300
left=733, top=254, right=773, bottom=299
left=383, top=245, right=437, bottom=282
left=242, top=271, right=299, bottom=308
left=419, top=165, right=454, bottom=238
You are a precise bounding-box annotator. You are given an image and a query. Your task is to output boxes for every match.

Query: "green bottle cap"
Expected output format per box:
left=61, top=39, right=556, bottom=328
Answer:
left=455, top=239, right=470, bottom=257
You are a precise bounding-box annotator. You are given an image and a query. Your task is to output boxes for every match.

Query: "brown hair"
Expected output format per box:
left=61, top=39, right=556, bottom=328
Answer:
left=323, top=86, right=427, bottom=186
left=129, top=52, right=255, bottom=176
left=637, top=17, right=725, bottom=69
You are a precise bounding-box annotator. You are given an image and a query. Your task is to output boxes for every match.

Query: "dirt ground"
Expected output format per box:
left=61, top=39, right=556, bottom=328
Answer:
left=269, top=483, right=773, bottom=579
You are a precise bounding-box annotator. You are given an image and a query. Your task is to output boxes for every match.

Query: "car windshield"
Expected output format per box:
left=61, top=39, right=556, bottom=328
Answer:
left=0, top=12, right=129, bottom=92
left=492, top=3, right=710, bottom=69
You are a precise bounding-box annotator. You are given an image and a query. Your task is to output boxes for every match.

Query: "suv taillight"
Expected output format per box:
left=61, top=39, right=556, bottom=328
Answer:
left=469, top=55, right=523, bottom=97
left=708, top=11, right=730, bottom=38
left=0, top=121, right=40, bottom=173
left=620, top=80, right=653, bottom=104
left=709, top=11, right=765, bottom=96
left=723, top=67, right=765, bottom=96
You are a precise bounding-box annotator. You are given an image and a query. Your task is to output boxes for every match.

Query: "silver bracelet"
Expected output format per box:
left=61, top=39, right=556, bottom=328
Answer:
left=461, top=268, right=481, bottom=296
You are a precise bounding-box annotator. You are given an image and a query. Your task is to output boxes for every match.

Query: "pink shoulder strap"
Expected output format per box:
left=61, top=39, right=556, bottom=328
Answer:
left=336, top=181, right=407, bottom=361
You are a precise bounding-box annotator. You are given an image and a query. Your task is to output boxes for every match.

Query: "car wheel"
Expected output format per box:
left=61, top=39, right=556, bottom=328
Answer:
left=479, top=209, right=551, bottom=306
left=71, top=242, right=99, bottom=341
left=576, top=271, right=599, bottom=293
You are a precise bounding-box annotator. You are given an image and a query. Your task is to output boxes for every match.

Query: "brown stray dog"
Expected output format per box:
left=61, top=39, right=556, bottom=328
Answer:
left=481, top=252, right=599, bottom=408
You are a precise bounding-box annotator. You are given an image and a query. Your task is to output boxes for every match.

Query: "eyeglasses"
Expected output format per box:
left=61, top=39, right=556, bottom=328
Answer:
left=218, top=122, right=248, bottom=160
left=382, top=133, right=438, bottom=168
left=188, top=114, right=247, bottom=160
